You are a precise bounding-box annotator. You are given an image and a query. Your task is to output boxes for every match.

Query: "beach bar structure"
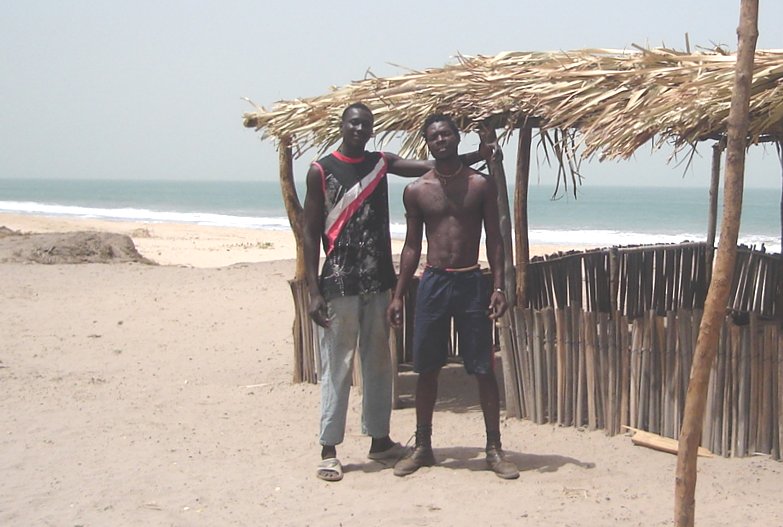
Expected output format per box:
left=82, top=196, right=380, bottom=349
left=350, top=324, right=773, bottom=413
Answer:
left=243, top=46, right=783, bottom=458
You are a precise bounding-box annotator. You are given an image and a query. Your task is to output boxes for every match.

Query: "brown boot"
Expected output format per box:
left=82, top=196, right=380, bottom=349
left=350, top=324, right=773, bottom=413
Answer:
left=393, top=444, right=436, bottom=477
left=486, top=446, right=519, bottom=479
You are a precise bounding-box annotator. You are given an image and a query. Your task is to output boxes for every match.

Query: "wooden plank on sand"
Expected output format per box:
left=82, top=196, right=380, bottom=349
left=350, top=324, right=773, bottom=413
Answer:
left=624, top=426, right=714, bottom=458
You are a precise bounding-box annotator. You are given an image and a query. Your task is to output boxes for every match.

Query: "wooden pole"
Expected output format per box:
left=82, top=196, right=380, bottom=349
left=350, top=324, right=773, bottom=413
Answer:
left=706, top=140, right=725, bottom=282
left=278, top=137, right=312, bottom=383
left=515, top=125, right=533, bottom=306
left=278, top=136, right=305, bottom=279
left=674, top=2, right=758, bottom=525
left=778, top=140, right=782, bottom=259
left=488, top=138, right=522, bottom=418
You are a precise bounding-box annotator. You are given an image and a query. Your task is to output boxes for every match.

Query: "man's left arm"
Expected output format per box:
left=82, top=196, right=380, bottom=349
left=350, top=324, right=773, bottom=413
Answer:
left=482, top=176, right=508, bottom=319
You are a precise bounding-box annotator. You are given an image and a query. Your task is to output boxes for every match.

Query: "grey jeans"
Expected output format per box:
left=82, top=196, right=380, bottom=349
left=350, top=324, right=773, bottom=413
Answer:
left=318, top=290, right=392, bottom=446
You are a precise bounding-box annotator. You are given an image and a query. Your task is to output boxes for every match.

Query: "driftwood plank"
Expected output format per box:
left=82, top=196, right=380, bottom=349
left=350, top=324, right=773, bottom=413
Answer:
left=624, top=427, right=714, bottom=457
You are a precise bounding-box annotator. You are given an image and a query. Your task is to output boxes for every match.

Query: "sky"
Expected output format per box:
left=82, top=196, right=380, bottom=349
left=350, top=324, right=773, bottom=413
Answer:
left=1, top=0, right=781, bottom=189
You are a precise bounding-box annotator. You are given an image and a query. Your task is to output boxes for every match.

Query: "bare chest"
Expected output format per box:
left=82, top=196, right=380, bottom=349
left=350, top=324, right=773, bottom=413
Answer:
left=420, top=180, right=483, bottom=219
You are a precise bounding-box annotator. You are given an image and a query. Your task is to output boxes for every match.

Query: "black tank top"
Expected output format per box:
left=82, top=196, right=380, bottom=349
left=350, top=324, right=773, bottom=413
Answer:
left=314, top=151, right=396, bottom=300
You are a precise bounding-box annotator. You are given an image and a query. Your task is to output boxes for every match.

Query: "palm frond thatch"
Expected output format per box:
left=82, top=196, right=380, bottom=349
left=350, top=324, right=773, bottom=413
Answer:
left=242, top=47, right=783, bottom=162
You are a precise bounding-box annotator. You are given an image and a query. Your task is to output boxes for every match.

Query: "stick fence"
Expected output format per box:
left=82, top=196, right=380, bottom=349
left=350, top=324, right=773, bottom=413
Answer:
left=506, top=243, right=781, bottom=458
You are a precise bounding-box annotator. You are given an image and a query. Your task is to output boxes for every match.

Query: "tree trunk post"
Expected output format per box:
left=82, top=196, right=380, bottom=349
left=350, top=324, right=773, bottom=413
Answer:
left=674, top=2, right=758, bottom=526
left=278, top=136, right=305, bottom=279
left=278, top=137, right=313, bottom=383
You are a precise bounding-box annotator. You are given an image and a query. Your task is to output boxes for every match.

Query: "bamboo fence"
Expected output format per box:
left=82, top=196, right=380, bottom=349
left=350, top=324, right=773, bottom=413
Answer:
left=508, top=242, right=781, bottom=458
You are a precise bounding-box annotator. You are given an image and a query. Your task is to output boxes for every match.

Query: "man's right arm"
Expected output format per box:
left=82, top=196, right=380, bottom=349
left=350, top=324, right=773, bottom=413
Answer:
left=388, top=185, right=424, bottom=327
left=384, top=129, right=495, bottom=178
left=303, top=165, right=329, bottom=327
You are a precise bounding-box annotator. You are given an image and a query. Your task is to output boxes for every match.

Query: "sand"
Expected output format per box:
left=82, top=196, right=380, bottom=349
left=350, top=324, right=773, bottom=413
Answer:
left=0, top=212, right=780, bottom=527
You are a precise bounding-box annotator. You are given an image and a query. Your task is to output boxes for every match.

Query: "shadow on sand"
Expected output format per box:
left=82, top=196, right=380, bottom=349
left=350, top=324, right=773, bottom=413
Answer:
left=343, top=447, right=594, bottom=476
left=395, top=358, right=520, bottom=413
left=339, top=360, right=596, bottom=476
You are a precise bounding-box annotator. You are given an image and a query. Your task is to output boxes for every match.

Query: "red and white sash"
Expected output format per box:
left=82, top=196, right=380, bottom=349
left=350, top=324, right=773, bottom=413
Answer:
left=320, top=155, right=387, bottom=255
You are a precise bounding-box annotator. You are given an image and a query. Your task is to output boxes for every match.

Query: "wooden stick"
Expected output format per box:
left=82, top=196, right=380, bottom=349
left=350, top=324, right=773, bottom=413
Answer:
left=556, top=308, right=567, bottom=425
left=575, top=309, right=586, bottom=427
left=585, top=311, right=598, bottom=430
left=498, top=308, right=521, bottom=418
left=619, top=313, right=631, bottom=431
left=544, top=307, right=557, bottom=423
left=529, top=309, right=540, bottom=423
left=736, top=324, right=750, bottom=457
left=706, top=141, right=724, bottom=282
left=777, top=325, right=783, bottom=460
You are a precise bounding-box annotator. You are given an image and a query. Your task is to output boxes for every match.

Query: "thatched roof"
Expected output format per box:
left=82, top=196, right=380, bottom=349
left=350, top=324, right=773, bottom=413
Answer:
left=242, top=47, right=783, bottom=161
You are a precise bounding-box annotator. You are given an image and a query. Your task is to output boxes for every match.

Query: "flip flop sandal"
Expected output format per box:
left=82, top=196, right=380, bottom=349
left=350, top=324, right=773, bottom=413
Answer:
left=316, top=457, right=343, bottom=482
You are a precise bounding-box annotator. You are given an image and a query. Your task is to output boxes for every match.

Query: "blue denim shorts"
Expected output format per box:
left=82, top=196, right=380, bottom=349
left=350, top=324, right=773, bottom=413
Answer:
left=412, top=266, right=494, bottom=374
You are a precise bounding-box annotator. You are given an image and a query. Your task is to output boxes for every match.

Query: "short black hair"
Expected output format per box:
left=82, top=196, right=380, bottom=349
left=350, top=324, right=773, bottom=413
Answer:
left=342, top=102, right=373, bottom=120
left=421, top=113, right=460, bottom=139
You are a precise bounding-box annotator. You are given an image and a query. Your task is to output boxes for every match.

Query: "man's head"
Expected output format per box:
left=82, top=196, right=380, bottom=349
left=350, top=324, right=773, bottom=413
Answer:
left=340, top=103, right=374, bottom=152
left=422, top=114, right=461, bottom=160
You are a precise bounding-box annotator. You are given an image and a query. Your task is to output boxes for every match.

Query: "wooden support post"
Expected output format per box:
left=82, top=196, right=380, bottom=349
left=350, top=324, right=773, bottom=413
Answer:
left=278, top=137, right=305, bottom=279
left=515, top=125, right=533, bottom=306
left=778, top=141, right=783, bottom=259
left=278, top=138, right=313, bottom=383
left=488, top=136, right=521, bottom=418
left=675, top=2, right=758, bottom=524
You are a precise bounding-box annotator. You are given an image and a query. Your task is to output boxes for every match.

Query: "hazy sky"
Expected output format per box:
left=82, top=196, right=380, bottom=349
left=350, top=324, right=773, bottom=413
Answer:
left=2, top=0, right=781, bottom=188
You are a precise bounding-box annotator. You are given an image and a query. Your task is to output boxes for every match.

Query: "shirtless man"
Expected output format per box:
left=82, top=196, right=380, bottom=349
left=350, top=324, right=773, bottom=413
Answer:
left=387, top=114, right=519, bottom=479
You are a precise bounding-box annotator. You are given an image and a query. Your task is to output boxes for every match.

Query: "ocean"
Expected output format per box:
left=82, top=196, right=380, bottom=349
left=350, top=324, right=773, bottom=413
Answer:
left=0, top=178, right=779, bottom=254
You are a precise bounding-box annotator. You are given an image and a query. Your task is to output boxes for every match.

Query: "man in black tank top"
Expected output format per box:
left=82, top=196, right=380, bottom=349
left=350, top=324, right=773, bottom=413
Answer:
left=303, top=103, right=490, bottom=481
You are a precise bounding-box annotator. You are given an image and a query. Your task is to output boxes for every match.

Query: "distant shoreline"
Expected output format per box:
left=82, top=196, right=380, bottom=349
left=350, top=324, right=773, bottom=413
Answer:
left=1, top=179, right=779, bottom=253
left=0, top=212, right=578, bottom=268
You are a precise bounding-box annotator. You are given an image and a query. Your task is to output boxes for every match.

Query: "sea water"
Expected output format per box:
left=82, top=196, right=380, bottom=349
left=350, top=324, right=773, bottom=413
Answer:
left=0, top=178, right=779, bottom=253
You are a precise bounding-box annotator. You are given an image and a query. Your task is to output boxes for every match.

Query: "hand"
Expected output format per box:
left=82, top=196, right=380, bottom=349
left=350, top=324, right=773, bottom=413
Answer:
left=387, top=298, right=404, bottom=328
left=488, top=290, right=508, bottom=320
left=478, top=123, right=498, bottom=162
left=308, top=293, right=330, bottom=327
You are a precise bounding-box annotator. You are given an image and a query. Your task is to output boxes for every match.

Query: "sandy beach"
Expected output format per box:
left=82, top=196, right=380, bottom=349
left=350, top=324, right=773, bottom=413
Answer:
left=0, top=212, right=780, bottom=527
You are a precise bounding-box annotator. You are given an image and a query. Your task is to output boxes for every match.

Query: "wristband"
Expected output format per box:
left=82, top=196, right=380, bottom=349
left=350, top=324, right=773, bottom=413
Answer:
left=494, top=288, right=504, bottom=294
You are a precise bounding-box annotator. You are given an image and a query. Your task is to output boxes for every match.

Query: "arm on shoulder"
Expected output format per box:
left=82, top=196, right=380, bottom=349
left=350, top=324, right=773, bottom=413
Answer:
left=384, top=139, right=491, bottom=179
left=385, top=152, right=430, bottom=178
